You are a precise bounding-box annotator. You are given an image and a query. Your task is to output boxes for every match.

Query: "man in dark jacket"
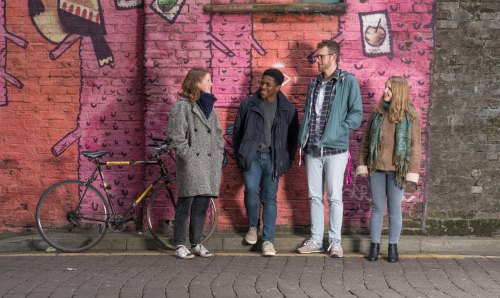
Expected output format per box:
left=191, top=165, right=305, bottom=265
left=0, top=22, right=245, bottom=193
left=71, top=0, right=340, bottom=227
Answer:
left=233, top=68, right=299, bottom=256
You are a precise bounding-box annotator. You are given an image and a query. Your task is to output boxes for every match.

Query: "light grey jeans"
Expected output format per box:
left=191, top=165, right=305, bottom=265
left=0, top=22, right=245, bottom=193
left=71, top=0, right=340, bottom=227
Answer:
left=369, top=171, right=405, bottom=244
left=305, top=151, right=348, bottom=244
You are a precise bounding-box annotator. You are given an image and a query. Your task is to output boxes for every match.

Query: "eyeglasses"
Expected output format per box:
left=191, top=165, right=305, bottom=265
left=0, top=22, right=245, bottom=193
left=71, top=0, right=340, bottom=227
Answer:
left=313, top=53, right=333, bottom=60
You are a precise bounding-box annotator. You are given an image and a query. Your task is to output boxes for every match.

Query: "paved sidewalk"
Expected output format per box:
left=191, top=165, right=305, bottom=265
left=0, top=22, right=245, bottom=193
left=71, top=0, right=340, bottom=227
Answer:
left=1, top=232, right=499, bottom=256
left=0, top=252, right=499, bottom=297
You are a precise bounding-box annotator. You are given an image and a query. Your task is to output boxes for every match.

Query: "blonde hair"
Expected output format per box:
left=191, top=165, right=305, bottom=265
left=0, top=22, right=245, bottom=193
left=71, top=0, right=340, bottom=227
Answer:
left=375, top=76, right=416, bottom=122
left=178, top=68, right=210, bottom=103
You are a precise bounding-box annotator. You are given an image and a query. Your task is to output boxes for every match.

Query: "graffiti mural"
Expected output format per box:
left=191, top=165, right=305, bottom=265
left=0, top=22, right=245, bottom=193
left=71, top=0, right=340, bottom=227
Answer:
left=28, top=0, right=147, bottom=216
left=30, top=0, right=114, bottom=67
left=151, top=0, right=186, bottom=23
left=0, top=0, right=28, bottom=107
left=0, top=0, right=435, bottom=232
left=338, top=0, right=434, bottom=228
left=115, top=0, right=143, bottom=10
left=359, top=10, right=393, bottom=57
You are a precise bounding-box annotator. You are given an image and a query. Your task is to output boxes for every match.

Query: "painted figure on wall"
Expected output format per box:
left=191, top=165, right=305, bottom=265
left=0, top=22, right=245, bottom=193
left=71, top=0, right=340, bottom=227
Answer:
left=0, top=0, right=28, bottom=107
left=28, top=0, right=146, bottom=216
left=29, top=0, right=114, bottom=67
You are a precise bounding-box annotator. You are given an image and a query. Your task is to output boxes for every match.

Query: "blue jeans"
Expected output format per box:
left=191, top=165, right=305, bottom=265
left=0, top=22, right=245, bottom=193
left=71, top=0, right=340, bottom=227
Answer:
left=369, top=171, right=404, bottom=244
left=243, top=152, right=279, bottom=243
left=305, top=151, right=348, bottom=244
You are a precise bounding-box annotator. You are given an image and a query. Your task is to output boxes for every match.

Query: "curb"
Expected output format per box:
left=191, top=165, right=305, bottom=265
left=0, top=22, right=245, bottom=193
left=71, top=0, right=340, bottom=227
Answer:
left=0, top=232, right=499, bottom=256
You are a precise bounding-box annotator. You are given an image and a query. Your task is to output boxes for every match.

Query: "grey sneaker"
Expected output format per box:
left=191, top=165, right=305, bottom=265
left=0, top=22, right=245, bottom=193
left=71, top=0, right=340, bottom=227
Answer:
left=175, top=245, right=194, bottom=259
left=245, top=227, right=258, bottom=245
left=328, top=242, right=343, bottom=258
left=297, top=240, right=324, bottom=254
left=262, top=241, right=276, bottom=257
left=193, top=244, right=213, bottom=258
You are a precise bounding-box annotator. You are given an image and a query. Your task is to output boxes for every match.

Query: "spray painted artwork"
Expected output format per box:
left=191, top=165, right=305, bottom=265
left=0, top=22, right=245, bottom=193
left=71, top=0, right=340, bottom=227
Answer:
left=359, top=10, right=392, bottom=57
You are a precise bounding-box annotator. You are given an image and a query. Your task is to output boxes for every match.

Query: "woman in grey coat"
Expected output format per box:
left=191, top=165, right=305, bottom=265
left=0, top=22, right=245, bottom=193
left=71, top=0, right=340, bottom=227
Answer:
left=166, top=68, right=224, bottom=259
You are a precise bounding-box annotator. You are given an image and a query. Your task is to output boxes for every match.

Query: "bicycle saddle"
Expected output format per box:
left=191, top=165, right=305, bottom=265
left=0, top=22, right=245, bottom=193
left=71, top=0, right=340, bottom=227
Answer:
left=82, top=151, right=110, bottom=159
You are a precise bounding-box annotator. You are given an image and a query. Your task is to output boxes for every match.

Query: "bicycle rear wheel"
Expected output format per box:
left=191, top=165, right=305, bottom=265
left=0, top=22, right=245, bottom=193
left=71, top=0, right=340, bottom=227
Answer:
left=36, top=180, right=109, bottom=252
left=147, top=185, right=217, bottom=250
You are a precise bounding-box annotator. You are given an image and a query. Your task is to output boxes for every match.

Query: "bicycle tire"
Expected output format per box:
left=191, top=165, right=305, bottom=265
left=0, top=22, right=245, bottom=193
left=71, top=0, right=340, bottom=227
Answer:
left=36, top=180, right=109, bottom=252
left=146, top=185, right=217, bottom=250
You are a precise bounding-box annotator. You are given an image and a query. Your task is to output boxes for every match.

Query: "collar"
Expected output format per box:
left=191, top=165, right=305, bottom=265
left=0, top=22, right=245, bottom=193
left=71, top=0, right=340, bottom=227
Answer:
left=248, top=90, right=293, bottom=111
left=315, top=68, right=341, bottom=84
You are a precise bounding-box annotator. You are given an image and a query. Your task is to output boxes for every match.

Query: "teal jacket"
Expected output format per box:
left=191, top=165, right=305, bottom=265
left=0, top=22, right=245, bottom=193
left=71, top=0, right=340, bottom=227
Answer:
left=298, top=71, right=363, bottom=151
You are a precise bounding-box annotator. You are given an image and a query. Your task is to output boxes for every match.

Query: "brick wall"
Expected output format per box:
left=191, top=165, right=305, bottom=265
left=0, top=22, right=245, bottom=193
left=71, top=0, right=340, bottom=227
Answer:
left=0, top=0, right=439, bottom=235
left=427, top=1, right=500, bottom=236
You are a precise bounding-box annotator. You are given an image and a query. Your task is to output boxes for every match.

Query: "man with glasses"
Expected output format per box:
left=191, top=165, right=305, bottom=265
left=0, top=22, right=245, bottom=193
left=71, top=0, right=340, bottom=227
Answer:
left=297, top=40, right=362, bottom=257
left=233, top=68, right=299, bottom=256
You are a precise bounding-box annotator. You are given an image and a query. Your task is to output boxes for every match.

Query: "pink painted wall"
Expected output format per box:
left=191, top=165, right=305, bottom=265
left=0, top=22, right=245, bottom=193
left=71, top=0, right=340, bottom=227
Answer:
left=0, top=0, right=433, bottom=232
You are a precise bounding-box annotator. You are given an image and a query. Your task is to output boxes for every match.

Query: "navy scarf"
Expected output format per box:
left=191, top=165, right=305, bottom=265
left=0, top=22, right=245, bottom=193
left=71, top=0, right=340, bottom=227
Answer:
left=197, top=91, right=217, bottom=119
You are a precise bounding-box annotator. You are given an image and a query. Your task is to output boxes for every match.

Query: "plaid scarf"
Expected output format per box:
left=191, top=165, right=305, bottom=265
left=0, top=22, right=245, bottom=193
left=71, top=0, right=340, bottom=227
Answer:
left=368, top=102, right=412, bottom=187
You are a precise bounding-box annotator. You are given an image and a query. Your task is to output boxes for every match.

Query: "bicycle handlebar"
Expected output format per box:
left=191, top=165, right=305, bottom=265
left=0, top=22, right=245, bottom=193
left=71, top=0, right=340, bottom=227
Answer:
left=149, top=136, right=165, bottom=143
left=148, top=136, right=173, bottom=158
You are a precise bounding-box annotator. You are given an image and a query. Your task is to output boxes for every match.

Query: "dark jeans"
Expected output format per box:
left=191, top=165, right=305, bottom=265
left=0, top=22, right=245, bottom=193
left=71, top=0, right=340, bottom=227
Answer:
left=243, top=152, right=279, bottom=243
left=173, top=196, right=210, bottom=246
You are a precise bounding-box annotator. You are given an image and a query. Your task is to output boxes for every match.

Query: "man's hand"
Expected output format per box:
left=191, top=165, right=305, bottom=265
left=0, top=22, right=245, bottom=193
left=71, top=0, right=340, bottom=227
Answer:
left=405, top=181, right=417, bottom=193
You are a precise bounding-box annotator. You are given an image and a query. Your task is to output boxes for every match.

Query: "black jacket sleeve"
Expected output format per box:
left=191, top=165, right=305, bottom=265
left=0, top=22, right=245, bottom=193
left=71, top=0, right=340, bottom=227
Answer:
left=288, top=108, right=299, bottom=164
left=232, top=103, right=245, bottom=167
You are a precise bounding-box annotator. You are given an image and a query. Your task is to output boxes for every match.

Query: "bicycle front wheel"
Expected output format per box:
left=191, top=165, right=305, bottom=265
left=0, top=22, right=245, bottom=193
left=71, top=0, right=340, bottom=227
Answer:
left=36, top=180, right=109, bottom=252
left=147, top=186, right=217, bottom=250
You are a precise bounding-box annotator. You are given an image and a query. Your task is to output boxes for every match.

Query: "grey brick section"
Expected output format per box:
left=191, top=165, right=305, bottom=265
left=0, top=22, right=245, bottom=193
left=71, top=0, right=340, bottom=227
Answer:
left=428, top=1, right=500, bottom=236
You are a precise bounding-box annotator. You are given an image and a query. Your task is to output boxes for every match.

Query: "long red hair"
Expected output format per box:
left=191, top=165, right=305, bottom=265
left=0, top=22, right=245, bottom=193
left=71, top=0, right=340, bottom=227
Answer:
left=375, top=76, right=416, bottom=122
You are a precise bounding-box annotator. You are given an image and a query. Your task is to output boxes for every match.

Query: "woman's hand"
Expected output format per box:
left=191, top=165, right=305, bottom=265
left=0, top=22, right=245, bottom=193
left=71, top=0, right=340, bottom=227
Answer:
left=355, top=166, right=368, bottom=178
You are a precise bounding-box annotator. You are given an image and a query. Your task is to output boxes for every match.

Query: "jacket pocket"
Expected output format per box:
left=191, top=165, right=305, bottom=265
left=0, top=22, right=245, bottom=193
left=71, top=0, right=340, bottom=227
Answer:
left=237, top=140, right=255, bottom=170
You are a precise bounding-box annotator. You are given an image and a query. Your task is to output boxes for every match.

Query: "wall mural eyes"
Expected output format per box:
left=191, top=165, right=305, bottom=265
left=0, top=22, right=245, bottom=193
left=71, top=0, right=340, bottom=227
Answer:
left=151, top=0, right=186, bottom=23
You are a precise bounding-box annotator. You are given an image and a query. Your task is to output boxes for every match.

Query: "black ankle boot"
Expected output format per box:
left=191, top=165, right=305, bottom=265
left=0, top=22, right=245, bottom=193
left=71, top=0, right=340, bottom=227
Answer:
left=367, top=242, right=379, bottom=261
left=388, top=244, right=399, bottom=263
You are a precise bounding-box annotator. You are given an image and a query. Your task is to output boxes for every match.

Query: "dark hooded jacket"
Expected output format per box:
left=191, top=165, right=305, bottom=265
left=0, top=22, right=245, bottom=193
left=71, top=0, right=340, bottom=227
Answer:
left=233, top=91, right=299, bottom=178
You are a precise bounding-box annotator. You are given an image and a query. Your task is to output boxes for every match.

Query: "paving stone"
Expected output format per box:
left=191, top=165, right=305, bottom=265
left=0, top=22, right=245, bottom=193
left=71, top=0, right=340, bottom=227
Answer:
left=0, top=254, right=499, bottom=297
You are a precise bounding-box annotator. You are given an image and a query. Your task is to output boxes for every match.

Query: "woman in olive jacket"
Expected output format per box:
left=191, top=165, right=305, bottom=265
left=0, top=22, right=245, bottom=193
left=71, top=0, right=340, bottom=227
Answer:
left=356, top=76, right=421, bottom=263
left=166, top=68, right=224, bottom=259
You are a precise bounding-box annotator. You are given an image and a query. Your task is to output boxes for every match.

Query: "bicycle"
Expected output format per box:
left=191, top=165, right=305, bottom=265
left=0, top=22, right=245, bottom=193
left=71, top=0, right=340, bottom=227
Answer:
left=35, top=137, right=217, bottom=253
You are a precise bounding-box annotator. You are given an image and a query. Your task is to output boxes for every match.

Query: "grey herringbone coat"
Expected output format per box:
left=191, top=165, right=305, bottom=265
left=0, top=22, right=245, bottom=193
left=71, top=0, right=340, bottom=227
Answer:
left=166, top=97, right=224, bottom=198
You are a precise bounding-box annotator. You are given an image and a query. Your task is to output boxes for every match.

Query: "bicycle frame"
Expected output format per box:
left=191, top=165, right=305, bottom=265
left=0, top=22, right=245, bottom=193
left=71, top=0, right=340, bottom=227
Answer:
left=81, top=152, right=176, bottom=225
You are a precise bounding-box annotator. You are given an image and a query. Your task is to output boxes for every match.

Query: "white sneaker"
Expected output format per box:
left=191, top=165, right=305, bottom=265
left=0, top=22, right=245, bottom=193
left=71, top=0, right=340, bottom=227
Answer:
left=328, top=242, right=343, bottom=258
left=193, top=244, right=213, bottom=257
left=262, top=241, right=276, bottom=257
left=175, top=245, right=194, bottom=259
left=245, top=227, right=258, bottom=245
left=297, top=240, right=324, bottom=254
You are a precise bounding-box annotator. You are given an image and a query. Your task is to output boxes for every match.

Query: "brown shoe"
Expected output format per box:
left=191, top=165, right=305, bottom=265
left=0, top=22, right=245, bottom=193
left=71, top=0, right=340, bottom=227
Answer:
left=245, top=227, right=258, bottom=245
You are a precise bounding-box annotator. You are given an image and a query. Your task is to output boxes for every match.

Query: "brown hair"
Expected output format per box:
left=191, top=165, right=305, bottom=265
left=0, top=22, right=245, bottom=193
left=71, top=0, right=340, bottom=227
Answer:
left=178, top=68, right=210, bottom=103
left=316, top=40, right=340, bottom=63
left=375, top=76, right=416, bottom=123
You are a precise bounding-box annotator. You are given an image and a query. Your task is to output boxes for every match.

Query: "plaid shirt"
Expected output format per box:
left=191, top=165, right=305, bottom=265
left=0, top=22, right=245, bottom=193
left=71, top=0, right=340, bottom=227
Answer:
left=306, top=68, right=347, bottom=156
